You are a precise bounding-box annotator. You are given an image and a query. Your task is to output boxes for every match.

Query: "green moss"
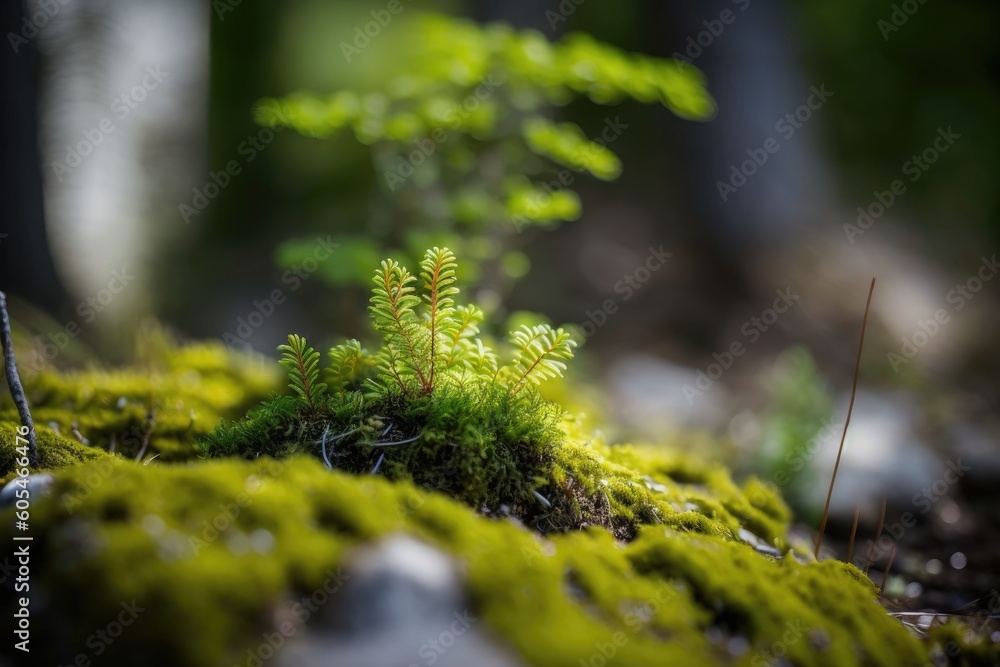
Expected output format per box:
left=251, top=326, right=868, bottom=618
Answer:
left=925, top=618, right=1000, bottom=666
left=549, top=440, right=791, bottom=545
left=0, top=457, right=930, bottom=667
left=0, top=338, right=279, bottom=463
left=200, top=386, right=793, bottom=545
left=0, top=420, right=117, bottom=482
left=200, top=385, right=568, bottom=525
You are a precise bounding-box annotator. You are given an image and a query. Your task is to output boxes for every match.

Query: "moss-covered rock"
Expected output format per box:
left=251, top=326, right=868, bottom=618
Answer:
left=0, top=337, right=279, bottom=463
left=0, top=457, right=929, bottom=667
left=0, top=421, right=117, bottom=483
left=200, top=385, right=791, bottom=548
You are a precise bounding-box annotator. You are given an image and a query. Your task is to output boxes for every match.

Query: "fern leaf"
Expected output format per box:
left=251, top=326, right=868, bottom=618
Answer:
left=369, top=259, right=430, bottom=391
left=328, top=339, right=372, bottom=395
left=420, top=247, right=460, bottom=392
left=469, top=339, right=499, bottom=377
left=502, top=324, right=576, bottom=395
left=277, top=334, right=328, bottom=411
left=441, top=304, right=485, bottom=369
left=371, top=344, right=415, bottom=398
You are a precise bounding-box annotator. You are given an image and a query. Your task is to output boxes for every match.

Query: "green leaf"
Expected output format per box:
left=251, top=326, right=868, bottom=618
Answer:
left=277, top=334, right=327, bottom=411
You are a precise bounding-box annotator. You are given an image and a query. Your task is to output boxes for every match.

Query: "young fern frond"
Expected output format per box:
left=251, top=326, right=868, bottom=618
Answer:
left=277, top=334, right=327, bottom=411
left=370, top=259, right=430, bottom=392
left=420, top=247, right=460, bottom=391
left=328, top=339, right=373, bottom=395
left=369, top=345, right=413, bottom=398
left=281, top=248, right=577, bottom=405
left=502, top=324, right=577, bottom=396
left=468, top=339, right=499, bottom=378
left=441, top=304, right=484, bottom=370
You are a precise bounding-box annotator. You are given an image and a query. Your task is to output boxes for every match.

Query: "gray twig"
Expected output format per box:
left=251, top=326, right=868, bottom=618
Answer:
left=134, top=411, right=155, bottom=462
left=0, top=292, right=38, bottom=466
left=369, top=433, right=422, bottom=447
left=318, top=426, right=360, bottom=469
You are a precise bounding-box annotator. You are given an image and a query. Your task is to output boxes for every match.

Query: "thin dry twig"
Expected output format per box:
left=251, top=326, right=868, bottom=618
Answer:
left=369, top=433, right=422, bottom=448
left=134, top=411, right=156, bottom=462
left=0, top=292, right=38, bottom=466
left=866, top=497, right=888, bottom=576
left=318, top=426, right=360, bottom=469
left=847, top=506, right=861, bottom=564
left=880, top=541, right=897, bottom=595
left=815, top=275, right=877, bottom=560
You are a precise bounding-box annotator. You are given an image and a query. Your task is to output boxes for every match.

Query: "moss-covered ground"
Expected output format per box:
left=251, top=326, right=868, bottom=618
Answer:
left=0, top=457, right=928, bottom=667
left=0, top=336, right=278, bottom=466
left=0, top=342, right=983, bottom=666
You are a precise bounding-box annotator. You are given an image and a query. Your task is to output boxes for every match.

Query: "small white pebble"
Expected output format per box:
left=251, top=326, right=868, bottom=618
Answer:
left=141, top=514, right=165, bottom=536
left=250, top=529, right=275, bottom=554
left=227, top=531, right=250, bottom=556
left=727, top=637, right=749, bottom=656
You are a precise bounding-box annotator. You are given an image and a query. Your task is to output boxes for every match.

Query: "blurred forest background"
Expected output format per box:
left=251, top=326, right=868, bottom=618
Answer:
left=2, top=0, right=1000, bottom=590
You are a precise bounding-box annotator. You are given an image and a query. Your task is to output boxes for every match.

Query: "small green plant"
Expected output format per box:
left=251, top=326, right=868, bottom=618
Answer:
left=273, top=246, right=575, bottom=406
left=202, top=247, right=577, bottom=517
left=276, top=334, right=327, bottom=412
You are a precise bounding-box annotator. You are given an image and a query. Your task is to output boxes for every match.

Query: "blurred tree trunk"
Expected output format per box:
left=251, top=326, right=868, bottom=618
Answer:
left=0, top=0, right=70, bottom=318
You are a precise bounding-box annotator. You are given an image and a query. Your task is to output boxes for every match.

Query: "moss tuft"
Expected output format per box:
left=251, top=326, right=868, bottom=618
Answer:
left=0, top=420, right=117, bottom=482
left=0, top=338, right=278, bottom=463
left=200, top=384, right=568, bottom=525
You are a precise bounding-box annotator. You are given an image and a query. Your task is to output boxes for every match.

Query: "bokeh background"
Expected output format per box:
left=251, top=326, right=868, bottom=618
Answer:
left=2, top=0, right=999, bottom=609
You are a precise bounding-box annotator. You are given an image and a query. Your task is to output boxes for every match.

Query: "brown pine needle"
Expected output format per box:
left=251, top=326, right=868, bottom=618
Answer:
left=880, top=541, right=897, bottom=595
left=814, top=275, right=877, bottom=560
left=847, top=506, right=861, bottom=564
left=865, top=497, right=888, bottom=576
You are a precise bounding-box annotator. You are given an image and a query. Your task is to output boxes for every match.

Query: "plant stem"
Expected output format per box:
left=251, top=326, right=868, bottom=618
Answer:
left=0, top=292, right=38, bottom=466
